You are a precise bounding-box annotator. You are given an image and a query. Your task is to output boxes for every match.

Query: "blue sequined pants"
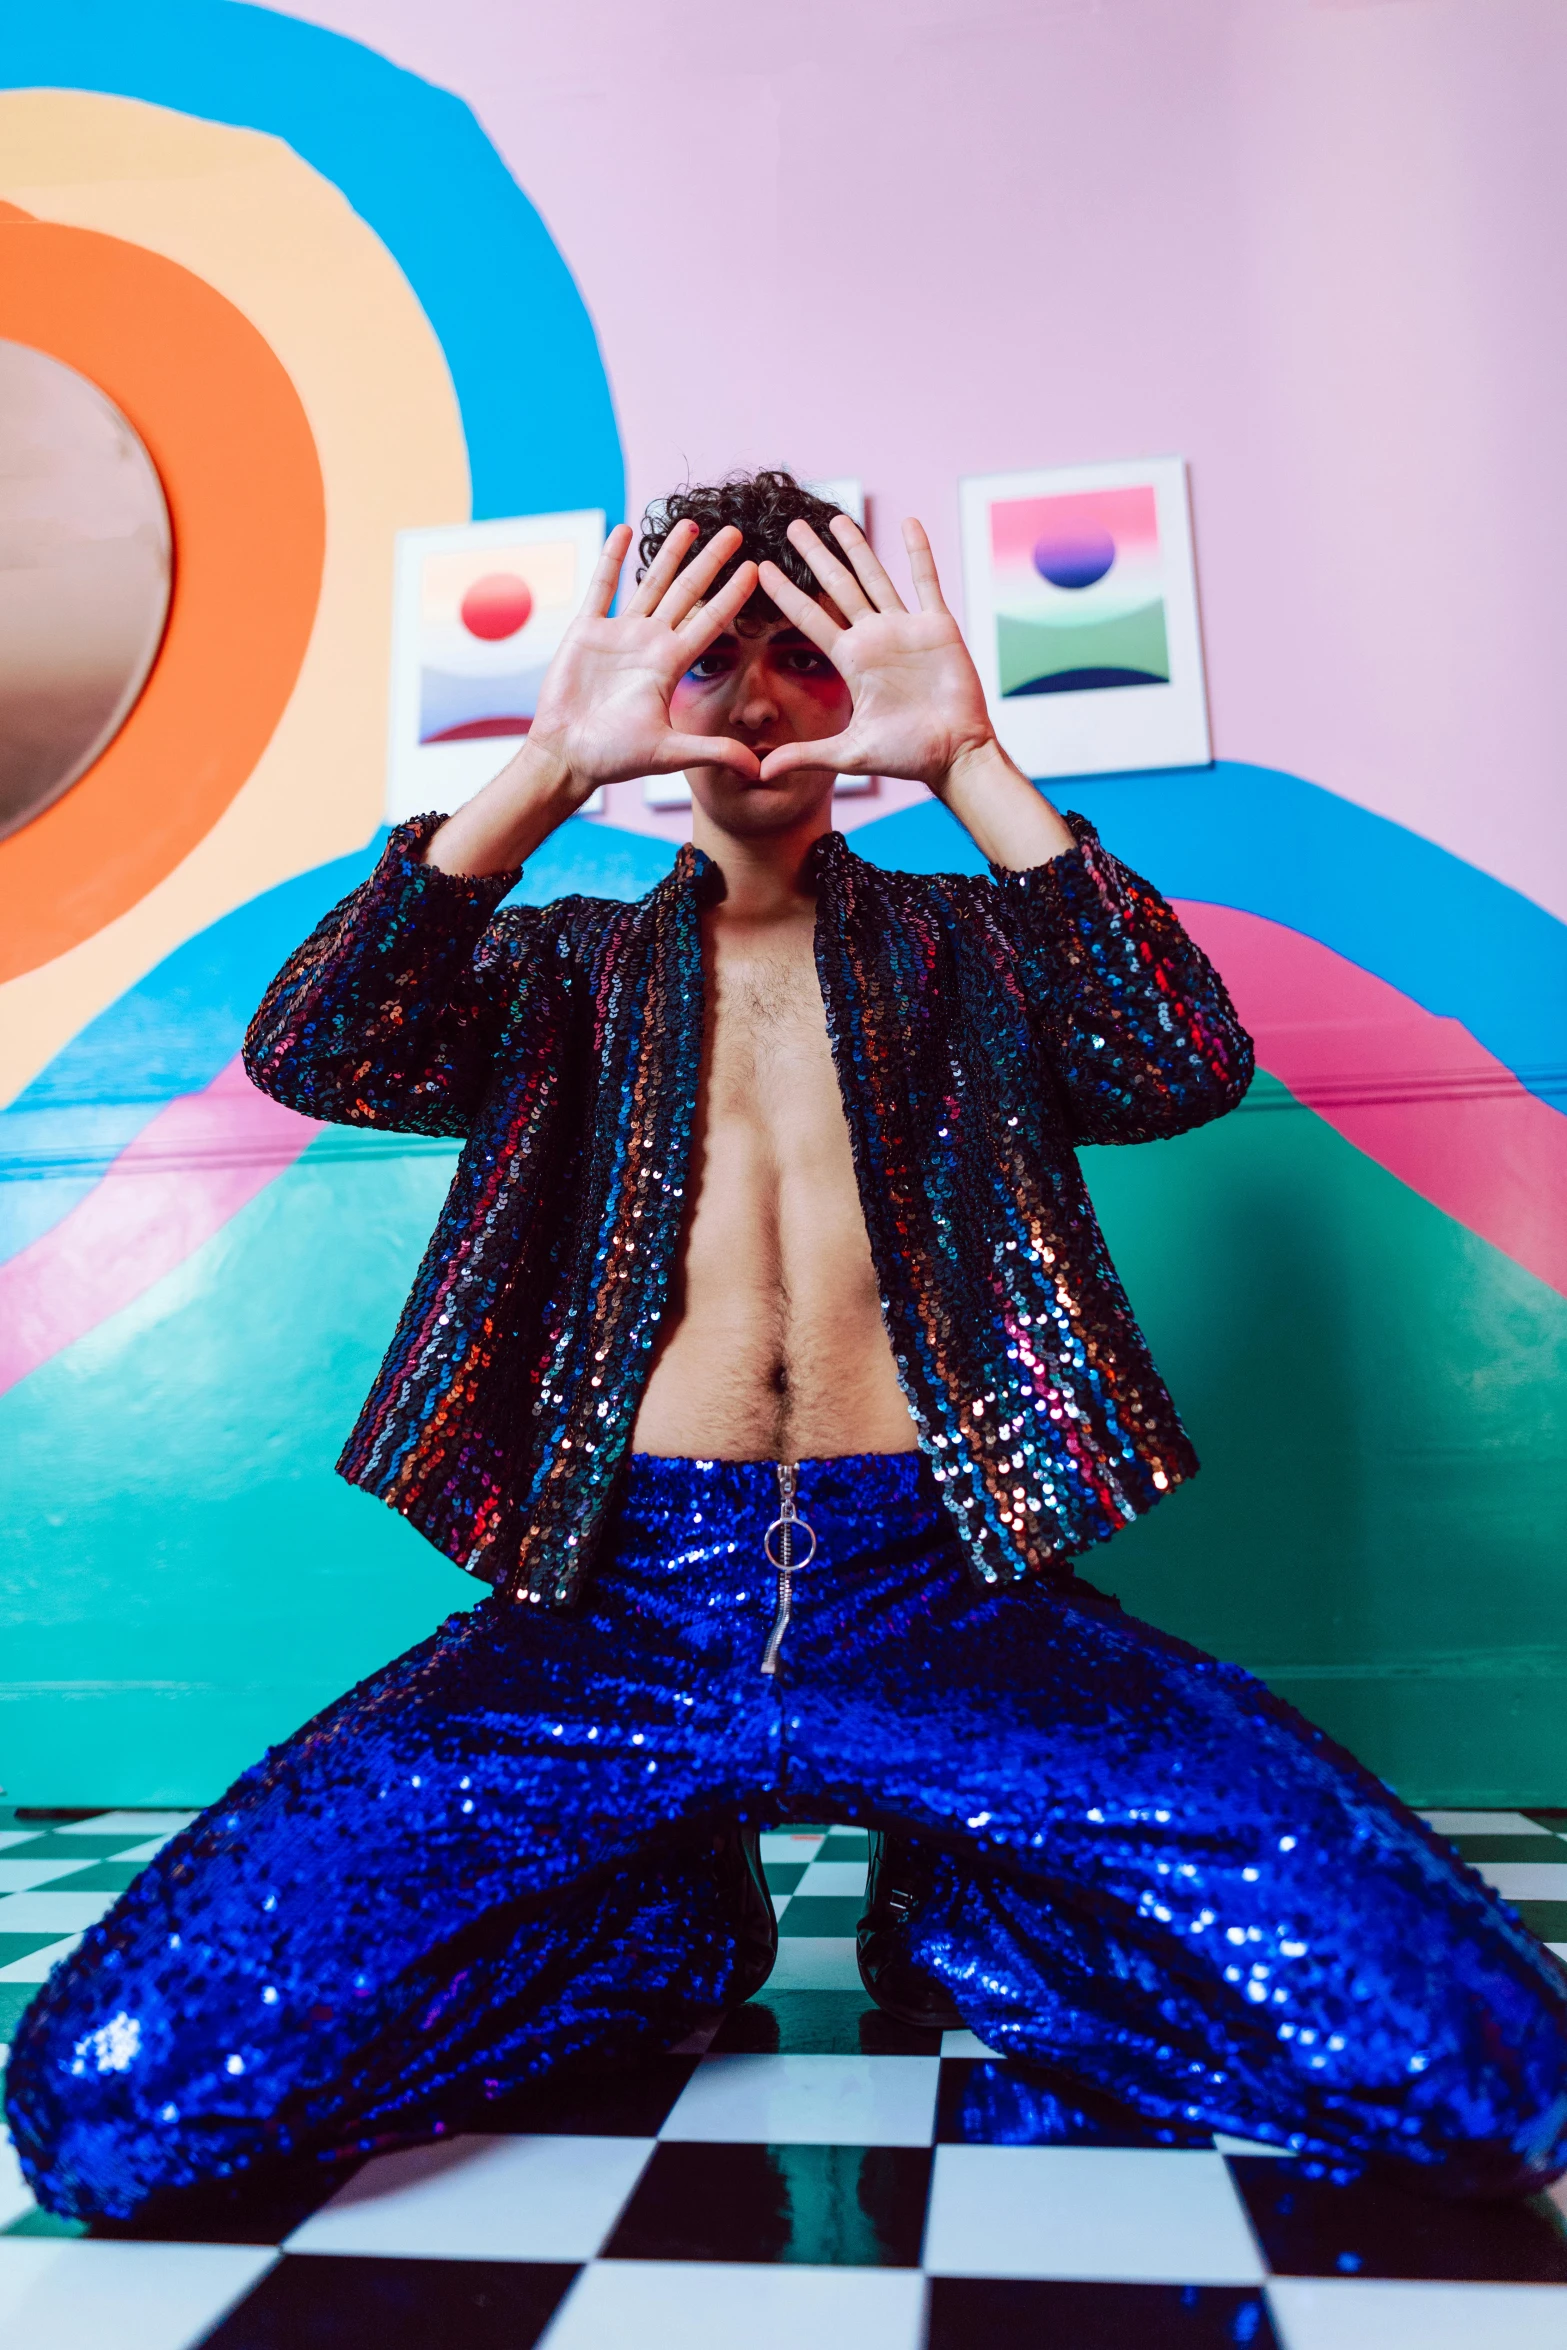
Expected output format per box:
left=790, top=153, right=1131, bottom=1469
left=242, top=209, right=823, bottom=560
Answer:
left=9, top=1453, right=1567, bottom=2219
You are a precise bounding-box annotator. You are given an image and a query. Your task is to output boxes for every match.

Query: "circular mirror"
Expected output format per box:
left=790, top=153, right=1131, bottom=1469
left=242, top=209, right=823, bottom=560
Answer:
left=0, top=340, right=173, bottom=842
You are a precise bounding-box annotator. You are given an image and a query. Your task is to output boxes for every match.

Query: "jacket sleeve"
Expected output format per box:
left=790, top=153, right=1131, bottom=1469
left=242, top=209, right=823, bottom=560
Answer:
left=987, top=811, right=1254, bottom=1146
left=242, top=813, right=542, bottom=1138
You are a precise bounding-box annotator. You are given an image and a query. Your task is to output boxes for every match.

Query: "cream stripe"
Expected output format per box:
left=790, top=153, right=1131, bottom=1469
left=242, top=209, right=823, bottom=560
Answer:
left=0, top=90, right=470, bottom=1106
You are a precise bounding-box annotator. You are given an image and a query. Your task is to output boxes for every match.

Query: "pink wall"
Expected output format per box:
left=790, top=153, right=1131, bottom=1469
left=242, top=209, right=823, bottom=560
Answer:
left=272, top=0, right=1567, bottom=917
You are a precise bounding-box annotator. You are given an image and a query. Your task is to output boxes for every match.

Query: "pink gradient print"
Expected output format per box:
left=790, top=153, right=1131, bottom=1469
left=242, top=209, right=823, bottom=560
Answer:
left=990, top=487, right=1161, bottom=602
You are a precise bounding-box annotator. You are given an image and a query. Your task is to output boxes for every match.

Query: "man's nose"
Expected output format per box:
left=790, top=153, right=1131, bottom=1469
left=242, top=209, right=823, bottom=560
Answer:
left=733, top=660, right=780, bottom=732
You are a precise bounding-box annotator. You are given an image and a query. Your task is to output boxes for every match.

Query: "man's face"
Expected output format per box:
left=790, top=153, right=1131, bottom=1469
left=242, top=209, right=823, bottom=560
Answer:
left=670, top=609, right=851, bottom=837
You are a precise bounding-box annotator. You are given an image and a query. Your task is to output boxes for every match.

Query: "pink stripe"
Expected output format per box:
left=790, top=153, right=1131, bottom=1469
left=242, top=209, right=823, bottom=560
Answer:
left=1176, top=901, right=1567, bottom=1297
left=2, top=909, right=1562, bottom=1402
left=0, top=1056, right=321, bottom=1397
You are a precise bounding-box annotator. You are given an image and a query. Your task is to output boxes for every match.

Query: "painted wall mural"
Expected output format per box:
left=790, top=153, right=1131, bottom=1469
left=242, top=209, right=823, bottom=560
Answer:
left=1, top=1, right=1563, bottom=1808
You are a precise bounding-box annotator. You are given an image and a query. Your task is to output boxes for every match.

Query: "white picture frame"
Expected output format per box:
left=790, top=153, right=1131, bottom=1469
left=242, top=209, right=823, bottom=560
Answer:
left=386, top=509, right=605, bottom=825
left=958, top=456, right=1210, bottom=780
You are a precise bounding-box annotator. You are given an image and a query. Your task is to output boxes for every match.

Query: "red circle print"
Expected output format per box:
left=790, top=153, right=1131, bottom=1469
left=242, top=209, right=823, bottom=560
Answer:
left=460, top=572, right=534, bottom=640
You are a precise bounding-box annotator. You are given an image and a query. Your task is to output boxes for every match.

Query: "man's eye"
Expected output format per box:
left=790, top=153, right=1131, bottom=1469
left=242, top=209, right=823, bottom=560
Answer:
left=686, top=652, right=730, bottom=680
left=784, top=648, right=831, bottom=674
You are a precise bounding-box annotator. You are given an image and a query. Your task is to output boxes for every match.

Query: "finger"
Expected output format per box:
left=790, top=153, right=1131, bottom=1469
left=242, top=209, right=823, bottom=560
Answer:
left=753, top=560, right=842, bottom=656
left=622, top=517, right=698, bottom=618
left=655, top=733, right=762, bottom=780
left=584, top=523, right=634, bottom=617
left=656, top=524, right=746, bottom=628
left=828, top=514, right=908, bottom=615
left=671, top=558, right=759, bottom=657
left=757, top=734, right=864, bottom=782
left=783, top=519, right=875, bottom=618
left=901, top=517, right=950, bottom=615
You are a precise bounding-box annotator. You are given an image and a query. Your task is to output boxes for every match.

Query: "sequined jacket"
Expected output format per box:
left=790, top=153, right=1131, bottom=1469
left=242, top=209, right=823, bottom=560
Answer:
left=244, top=811, right=1253, bottom=1605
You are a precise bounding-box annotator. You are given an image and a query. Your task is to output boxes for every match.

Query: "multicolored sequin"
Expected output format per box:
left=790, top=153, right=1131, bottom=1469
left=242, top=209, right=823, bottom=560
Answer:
left=8, top=1454, right=1564, bottom=2220
left=242, top=813, right=1253, bottom=1604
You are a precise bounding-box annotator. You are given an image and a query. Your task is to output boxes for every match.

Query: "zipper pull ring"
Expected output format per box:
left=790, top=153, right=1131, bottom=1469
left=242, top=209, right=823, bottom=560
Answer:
left=760, top=1461, right=816, bottom=1677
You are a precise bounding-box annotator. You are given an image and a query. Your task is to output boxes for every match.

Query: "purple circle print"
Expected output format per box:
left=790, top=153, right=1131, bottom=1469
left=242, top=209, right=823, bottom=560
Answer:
left=1032, top=524, right=1115, bottom=590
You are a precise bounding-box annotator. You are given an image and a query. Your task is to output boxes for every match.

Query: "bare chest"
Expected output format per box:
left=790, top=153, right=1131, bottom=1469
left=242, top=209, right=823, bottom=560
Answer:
left=703, top=938, right=843, bottom=1149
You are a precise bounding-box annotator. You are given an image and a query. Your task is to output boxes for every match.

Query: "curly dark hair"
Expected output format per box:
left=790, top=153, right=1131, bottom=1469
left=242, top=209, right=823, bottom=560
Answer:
left=637, top=467, right=851, bottom=626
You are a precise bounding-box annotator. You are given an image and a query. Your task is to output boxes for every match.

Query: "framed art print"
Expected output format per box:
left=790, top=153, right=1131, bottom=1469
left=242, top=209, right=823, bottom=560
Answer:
left=386, top=509, right=605, bottom=824
left=958, top=457, right=1210, bottom=780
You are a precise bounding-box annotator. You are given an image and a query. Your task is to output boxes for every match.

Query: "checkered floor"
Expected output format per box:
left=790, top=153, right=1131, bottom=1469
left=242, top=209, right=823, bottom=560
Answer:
left=3, top=1809, right=1567, bottom=2347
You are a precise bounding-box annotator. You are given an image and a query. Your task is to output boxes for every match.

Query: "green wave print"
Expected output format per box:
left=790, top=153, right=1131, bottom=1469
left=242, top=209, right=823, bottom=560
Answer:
left=999, top=598, right=1170, bottom=696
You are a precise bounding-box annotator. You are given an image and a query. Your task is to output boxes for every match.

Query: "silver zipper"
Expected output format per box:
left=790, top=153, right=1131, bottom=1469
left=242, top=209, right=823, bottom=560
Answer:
left=760, top=1461, right=816, bottom=1676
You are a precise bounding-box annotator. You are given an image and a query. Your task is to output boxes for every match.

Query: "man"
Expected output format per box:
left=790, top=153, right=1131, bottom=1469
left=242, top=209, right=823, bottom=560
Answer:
left=9, top=472, right=1566, bottom=2220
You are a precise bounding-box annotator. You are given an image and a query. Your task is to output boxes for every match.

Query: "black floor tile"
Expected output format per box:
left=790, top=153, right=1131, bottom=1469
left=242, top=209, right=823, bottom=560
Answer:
left=1230, top=2156, right=1567, bottom=2281
left=1448, top=1835, right=1567, bottom=1863
left=819, top=1829, right=871, bottom=1858
left=38, top=1862, right=144, bottom=1894
left=1516, top=1904, right=1567, bottom=1941
left=928, top=2278, right=1279, bottom=2348
left=0, top=1982, right=41, bottom=2043
left=761, top=1860, right=809, bottom=1894
left=198, top=2253, right=579, bottom=2349
left=711, top=1988, right=941, bottom=2057
left=4, top=1832, right=157, bottom=1860
left=0, top=1933, right=75, bottom=1970
left=88, top=2158, right=361, bottom=2247
left=936, top=2059, right=1216, bottom=2148
left=472, top=2052, right=697, bottom=2136
left=777, top=1894, right=865, bottom=1936
left=603, top=2140, right=931, bottom=2266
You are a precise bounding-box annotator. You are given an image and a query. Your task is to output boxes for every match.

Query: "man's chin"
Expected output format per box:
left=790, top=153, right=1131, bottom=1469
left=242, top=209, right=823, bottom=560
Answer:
left=687, top=767, right=836, bottom=832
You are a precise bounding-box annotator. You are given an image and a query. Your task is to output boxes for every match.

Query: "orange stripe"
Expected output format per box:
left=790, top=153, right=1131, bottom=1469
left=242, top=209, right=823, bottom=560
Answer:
left=0, top=218, right=324, bottom=979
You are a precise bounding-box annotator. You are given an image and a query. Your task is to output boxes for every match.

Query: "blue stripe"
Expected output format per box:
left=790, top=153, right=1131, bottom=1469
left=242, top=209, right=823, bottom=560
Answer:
left=852, top=762, right=1567, bottom=1111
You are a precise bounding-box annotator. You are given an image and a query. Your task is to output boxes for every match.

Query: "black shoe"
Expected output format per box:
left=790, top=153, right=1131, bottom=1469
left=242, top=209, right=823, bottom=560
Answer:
left=857, top=1829, right=964, bottom=2032
left=713, top=1819, right=777, bottom=2003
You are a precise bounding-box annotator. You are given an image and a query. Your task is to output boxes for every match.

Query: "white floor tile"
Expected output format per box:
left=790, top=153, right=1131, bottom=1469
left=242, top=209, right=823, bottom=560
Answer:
left=1267, top=2278, right=1567, bottom=2349
left=1549, top=1942, right=1567, bottom=1960
left=543, top=2260, right=926, bottom=2350
left=111, top=1837, right=175, bottom=1864
left=660, top=2052, right=940, bottom=2147
left=0, top=2119, right=37, bottom=2230
left=0, top=1935, right=82, bottom=1983
left=1418, top=1811, right=1549, bottom=1836
left=760, top=1833, right=825, bottom=1862
left=1213, top=2132, right=1288, bottom=2157
left=0, top=1833, right=40, bottom=1852
left=942, top=2028, right=1005, bottom=2059
left=0, top=2239, right=274, bottom=2350
left=0, top=1860, right=96, bottom=1895
left=1475, top=1863, right=1567, bottom=1899
left=770, top=1892, right=791, bottom=1919
left=0, top=1894, right=115, bottom=1935
left=53, top=1813, right=197, bottom=1838
left=285, top=2133, right=655, bottom=2262
left=763, top=1936, right=861, bottom=1990
left=793, top=1859, right=870, bottom=1898
left=924, top=2145, right=1265, bottom=2283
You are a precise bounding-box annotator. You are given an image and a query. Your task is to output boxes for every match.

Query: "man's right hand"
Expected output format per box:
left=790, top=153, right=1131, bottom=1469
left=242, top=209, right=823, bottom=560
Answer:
left=427, top=521, right=759, bottom=877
